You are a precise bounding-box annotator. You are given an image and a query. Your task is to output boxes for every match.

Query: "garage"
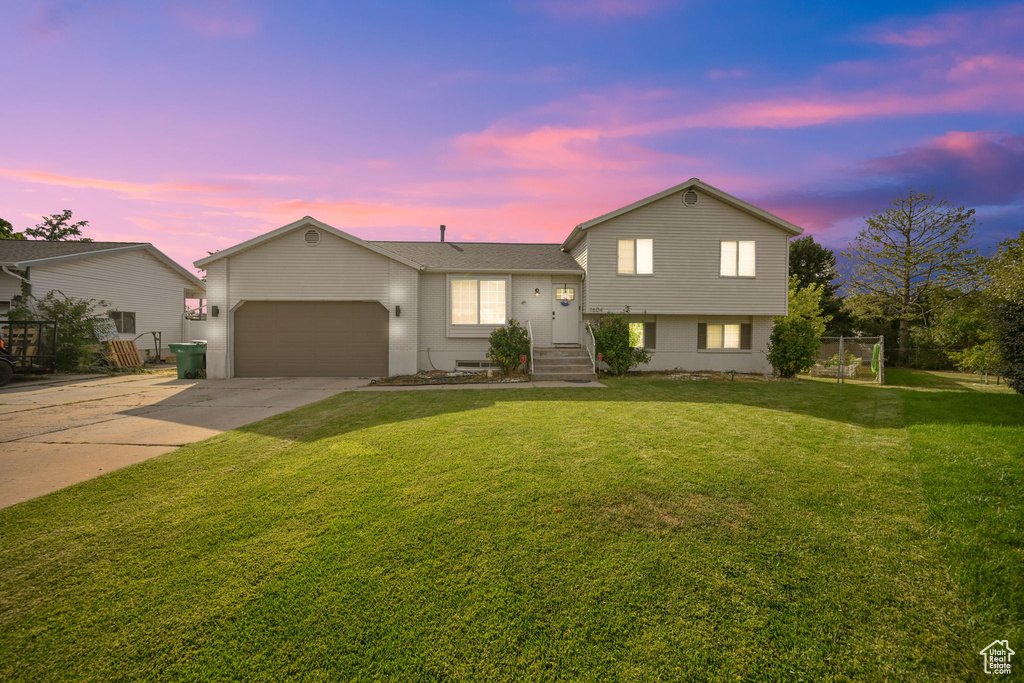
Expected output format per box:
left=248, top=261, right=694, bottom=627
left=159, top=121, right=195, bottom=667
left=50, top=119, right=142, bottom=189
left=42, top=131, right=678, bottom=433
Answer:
left=233, top=301, right=389, bottom=377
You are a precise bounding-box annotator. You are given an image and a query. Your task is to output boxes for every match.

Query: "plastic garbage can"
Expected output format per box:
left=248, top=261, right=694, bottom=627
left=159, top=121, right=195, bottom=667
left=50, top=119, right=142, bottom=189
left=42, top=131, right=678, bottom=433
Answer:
left=169, top=342, right=207, bottom=379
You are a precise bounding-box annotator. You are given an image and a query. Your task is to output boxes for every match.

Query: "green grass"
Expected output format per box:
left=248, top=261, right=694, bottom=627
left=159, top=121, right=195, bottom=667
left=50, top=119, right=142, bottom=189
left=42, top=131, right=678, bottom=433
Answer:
left=0, top=372, right=1020, bottom=681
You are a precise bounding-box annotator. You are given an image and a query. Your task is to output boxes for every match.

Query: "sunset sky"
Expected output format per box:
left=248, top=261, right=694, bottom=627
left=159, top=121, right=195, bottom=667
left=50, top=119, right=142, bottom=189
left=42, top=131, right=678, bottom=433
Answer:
left=1, top=0, right=1022, bottom=272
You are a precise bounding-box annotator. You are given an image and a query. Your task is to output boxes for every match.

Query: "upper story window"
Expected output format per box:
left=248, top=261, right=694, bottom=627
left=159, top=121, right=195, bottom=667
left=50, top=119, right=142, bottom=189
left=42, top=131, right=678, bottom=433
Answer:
left=451, top=279, right=506, bottom=325
left=720, top=240, right=756, bottom=277
left=617, top=239, right=653, bottom=275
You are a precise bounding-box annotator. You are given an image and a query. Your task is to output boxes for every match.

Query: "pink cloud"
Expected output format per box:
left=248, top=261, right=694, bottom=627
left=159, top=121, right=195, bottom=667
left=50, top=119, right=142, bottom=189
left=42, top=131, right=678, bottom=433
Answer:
left=0, top=168, right=242, bottom=198
left=864, top=4, right=1024, bottom=49
left=525, top=0, right=669, bottom=19
left=167, top=0, right=260, bottom=37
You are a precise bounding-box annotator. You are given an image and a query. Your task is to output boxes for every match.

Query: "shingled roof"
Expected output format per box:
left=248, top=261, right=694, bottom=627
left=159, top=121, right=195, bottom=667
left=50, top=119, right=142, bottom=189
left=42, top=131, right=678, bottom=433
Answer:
left=0, top=239, right=144, bottom=264
left=370, top=241, right=583, bottom=272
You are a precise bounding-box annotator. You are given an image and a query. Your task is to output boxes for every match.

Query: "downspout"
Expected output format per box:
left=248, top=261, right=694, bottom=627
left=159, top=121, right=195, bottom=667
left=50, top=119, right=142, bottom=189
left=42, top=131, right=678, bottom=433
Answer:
left=2, top=266, right=29, bottom=285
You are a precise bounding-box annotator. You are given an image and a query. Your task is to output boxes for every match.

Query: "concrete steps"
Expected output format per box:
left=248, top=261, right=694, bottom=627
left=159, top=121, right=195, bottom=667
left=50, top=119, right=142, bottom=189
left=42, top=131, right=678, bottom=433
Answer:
left=532, top=346, right=597, bottom=382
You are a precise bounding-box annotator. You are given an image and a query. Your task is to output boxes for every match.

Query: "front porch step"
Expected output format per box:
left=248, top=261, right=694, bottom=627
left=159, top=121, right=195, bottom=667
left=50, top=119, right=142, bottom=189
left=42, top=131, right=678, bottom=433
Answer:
left=533, top=347, right=589, bottom=358
left=532, top=370, right=598, bottom=382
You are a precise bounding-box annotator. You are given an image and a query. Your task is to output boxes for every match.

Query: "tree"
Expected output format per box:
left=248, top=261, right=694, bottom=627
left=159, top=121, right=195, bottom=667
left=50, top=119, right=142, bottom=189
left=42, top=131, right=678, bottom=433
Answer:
left=987, top=231, right=1024, bottom=393
left=24, top=210, right=93, bottom=241
left=0, top=217, right=26, bottom=240
left=767, top=276, right=829, bottom=377
left=789, top=235, right=851, bottom=334
left=7, top=291, right=108, bottom=372
left=841, top=190, right=980, bottom=364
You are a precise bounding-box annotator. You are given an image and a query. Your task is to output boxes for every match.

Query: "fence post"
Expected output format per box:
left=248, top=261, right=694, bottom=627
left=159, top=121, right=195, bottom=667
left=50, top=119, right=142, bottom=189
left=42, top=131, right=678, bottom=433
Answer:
left=879, top=335, right=885, bottom=385
left=838, top=336, right=844, bottom=384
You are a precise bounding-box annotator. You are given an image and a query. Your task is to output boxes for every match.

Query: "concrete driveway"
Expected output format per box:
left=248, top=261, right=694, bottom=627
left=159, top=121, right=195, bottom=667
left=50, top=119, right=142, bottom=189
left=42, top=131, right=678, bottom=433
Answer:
left=0, top=374, right=364, bottom=508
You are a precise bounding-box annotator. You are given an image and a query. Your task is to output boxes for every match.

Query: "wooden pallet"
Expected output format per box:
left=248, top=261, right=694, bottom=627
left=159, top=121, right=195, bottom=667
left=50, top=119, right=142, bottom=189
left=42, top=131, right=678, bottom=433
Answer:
left=106, top=339, right=144, bottom=368
left=6, top=327, right=40, bottom=357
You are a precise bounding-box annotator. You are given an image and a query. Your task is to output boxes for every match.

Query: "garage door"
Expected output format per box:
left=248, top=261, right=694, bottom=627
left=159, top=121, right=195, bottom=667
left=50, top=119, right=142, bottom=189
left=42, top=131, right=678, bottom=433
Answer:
left=234, top=301, right=388, bottom=377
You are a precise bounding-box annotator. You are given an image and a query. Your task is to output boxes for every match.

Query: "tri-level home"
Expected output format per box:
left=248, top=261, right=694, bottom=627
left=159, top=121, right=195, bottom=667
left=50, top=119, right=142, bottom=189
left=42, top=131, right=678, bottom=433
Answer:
left=196, top=179, right=802, bottom=379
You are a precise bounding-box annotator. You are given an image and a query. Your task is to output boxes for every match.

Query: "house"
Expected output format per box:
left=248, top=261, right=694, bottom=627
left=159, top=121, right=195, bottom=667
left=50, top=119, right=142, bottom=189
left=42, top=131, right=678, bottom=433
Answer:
left=196, top=178, right=802, bottom=379
left=0, top=240, right=207, bottom=358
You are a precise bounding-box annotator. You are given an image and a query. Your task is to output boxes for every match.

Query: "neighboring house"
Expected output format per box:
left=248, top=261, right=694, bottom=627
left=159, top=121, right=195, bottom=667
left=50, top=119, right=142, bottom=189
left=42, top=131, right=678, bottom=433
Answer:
left=0, top=240, right=207, bottom=357
left=196, top=178, right=802, bottom=379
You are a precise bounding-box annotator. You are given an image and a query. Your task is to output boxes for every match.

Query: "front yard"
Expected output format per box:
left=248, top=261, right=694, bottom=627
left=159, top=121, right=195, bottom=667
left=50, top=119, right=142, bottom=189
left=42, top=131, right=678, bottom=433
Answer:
left=0, top=371, right=1020, bottom=680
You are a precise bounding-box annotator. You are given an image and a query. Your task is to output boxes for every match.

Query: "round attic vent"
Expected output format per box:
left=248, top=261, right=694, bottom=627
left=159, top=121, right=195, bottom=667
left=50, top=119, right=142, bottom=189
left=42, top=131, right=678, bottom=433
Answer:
left=303, top=228, right=321, bottom=246
left=682, top=190, right=699, bottom=207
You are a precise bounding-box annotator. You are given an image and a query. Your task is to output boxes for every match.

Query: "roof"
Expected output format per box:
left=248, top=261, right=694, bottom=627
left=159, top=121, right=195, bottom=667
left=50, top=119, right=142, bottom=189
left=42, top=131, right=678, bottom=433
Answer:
left=0, top=239, right=206, bottom=293
left=193, top=217, right=423, bottom=270
left=560, top=177, right=804, bottom=249
left=0, top=239, right=145, bottom=263
left=369, top=241, right=583, bottom=273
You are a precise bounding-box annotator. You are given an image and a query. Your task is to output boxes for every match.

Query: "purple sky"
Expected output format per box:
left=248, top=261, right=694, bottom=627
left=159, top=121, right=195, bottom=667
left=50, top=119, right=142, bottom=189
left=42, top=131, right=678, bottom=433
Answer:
left=1, top=1, right=1022, bottom=272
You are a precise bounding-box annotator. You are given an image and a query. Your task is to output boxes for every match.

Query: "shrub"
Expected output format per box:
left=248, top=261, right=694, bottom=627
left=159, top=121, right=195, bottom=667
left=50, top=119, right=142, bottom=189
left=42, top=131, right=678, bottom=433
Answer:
left=487, top=318, right=530, bottom=375
left=992, top=300, right=1024, bottom=394
left=591, top=313, right=653, bottom=375
left=8, top=291, right=109, bottom=372
left=767, top=316, right=819, bottom=378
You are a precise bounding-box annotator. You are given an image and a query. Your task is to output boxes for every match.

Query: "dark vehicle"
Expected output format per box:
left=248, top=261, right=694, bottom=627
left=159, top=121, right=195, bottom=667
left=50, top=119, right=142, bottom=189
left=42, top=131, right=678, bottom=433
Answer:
left=0, top=321, right=58, bottom=387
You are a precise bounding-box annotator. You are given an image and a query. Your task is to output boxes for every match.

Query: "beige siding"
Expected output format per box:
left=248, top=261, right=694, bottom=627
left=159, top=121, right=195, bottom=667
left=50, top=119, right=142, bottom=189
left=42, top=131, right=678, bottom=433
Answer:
left=225, top=229, right=390, bottom=309
left=28, top=250, right=197, bottom=354
left=581, top=189, right=789, bottom=315
left=204, top=226, right=417, bottom=378
left=585, top=313, right=774, bottom=373
left=417, top=272, right=577, bottom=371
left=0, top=272, right=24, bottom=304
left=569, top=235, right=588, bottom=313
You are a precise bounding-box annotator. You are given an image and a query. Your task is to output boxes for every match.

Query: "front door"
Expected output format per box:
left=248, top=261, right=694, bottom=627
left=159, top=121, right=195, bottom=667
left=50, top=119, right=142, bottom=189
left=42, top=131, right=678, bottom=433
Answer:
left=552, top=284, right=580, bottom=344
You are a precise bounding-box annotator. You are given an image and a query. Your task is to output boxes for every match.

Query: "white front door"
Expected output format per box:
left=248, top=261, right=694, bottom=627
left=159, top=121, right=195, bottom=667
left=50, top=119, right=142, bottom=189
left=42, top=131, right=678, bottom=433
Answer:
left=552, top=284, right=580, bottom=344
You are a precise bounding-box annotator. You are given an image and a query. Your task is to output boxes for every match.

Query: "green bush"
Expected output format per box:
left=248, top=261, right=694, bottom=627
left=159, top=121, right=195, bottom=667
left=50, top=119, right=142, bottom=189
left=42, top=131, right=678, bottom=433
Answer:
left=992, top=300, right=1024, bottom=394
left=591, top=313, right=653, bottom=376
left=767, top=317, right=819, bottom=378
left=486, top=318, right=530, bottom=375
left=8, top=291, right=109, bottom=372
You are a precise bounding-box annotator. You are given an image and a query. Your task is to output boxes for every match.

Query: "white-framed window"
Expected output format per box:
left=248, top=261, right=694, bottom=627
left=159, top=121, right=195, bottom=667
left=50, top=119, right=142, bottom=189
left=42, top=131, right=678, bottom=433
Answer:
left=698, top=322, right=751, bottom=350
left=450, top=279, right=506, bottom=325
left=617, top=238, right=654, bottom=275
left=720, top=240, right=756, bottom=277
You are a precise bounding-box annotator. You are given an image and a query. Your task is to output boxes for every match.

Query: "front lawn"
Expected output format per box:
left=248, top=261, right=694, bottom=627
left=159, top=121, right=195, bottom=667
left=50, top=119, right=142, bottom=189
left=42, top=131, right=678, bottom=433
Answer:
left=1, top=372, right=1020, bottom=680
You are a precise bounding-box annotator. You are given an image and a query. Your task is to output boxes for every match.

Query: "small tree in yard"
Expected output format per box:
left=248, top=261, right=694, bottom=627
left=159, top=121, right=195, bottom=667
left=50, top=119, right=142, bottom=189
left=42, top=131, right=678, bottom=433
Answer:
left=591, top=312, right=652, bottom=375
left=487, top=318, right=530, bottom=375
left=768, top=276, right=829, bottom=377
left=8, top=291, right=109, bottom=372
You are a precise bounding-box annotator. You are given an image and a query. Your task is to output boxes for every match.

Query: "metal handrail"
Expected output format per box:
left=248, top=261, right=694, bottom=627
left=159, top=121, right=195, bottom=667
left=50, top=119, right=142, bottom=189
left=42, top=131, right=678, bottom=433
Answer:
left=583, top=320, right=597, bottom=374
left=526, top=320, right=534, bottom=374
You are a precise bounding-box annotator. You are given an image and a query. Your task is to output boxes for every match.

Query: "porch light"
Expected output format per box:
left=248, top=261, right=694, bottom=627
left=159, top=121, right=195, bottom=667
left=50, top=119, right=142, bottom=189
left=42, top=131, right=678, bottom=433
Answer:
left=534, top=288, right=540, bottom=296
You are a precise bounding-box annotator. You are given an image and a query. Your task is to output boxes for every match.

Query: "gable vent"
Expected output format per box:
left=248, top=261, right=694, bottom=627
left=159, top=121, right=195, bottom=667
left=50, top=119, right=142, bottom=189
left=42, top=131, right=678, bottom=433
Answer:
left=682, top=190, right=699, bottom=207
left=303, top=228, right=321, bottom=246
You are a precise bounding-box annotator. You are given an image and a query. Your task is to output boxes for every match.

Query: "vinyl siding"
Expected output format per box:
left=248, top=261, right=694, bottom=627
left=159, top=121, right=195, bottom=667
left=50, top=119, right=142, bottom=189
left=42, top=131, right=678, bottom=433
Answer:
left=27, top=249, right=197, bottom=353
left=569, top=235, right=588, bottom=313
left=581, top=190, right=789, bottom=315
left=204, top=226, right=417, bottom=378
left=417, top=272, right=579, bottom=370
left=225, top=229, right=391, bottom=309
left=0, top=272, right=24, bottom=303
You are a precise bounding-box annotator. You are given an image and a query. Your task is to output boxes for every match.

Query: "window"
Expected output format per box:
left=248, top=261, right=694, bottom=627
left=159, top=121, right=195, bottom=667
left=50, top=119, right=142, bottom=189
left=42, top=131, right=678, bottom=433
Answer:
left=629, top=322, right=657, bottom=349
left=720, top=240, right=756, bottom=277
left=109, top=311, right=136, bottom=334
left=450, top=279, right=506, bottom=325
left=698, top=322, right=751, bottom=350
left=617, top=239, right=653, bottom=275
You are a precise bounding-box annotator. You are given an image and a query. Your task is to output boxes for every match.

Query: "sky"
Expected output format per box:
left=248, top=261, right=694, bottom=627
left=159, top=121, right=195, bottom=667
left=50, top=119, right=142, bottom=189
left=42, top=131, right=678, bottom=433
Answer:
left=1, top=0, right=1022, bottom=273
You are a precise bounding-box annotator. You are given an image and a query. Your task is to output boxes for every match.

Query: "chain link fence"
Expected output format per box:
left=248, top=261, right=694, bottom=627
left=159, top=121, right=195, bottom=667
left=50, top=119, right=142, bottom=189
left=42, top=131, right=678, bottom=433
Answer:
left=809, top=336, right=885, bottom=384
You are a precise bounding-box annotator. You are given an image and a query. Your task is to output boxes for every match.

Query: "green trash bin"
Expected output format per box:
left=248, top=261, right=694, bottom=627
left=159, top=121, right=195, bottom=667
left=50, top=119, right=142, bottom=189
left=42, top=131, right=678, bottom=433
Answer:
left=169, top=342, right=207, bottom=379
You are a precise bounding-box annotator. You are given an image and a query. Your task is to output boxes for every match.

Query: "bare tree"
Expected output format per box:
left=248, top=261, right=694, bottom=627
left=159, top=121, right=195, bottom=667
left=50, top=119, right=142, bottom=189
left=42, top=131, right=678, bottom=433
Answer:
left=842, top=190, right=980, bottom=364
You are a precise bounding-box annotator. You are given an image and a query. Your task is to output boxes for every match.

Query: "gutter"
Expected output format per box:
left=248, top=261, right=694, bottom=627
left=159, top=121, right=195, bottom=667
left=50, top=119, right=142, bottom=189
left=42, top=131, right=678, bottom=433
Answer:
left=1, top=266, right=29, bottom=284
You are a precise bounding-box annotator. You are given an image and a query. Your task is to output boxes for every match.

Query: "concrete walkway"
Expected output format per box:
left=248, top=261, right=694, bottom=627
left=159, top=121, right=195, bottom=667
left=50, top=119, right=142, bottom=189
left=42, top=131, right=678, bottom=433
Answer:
left=0, top=375, right=364, bottom=508
left=359, top=380, right=606, bottom=391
